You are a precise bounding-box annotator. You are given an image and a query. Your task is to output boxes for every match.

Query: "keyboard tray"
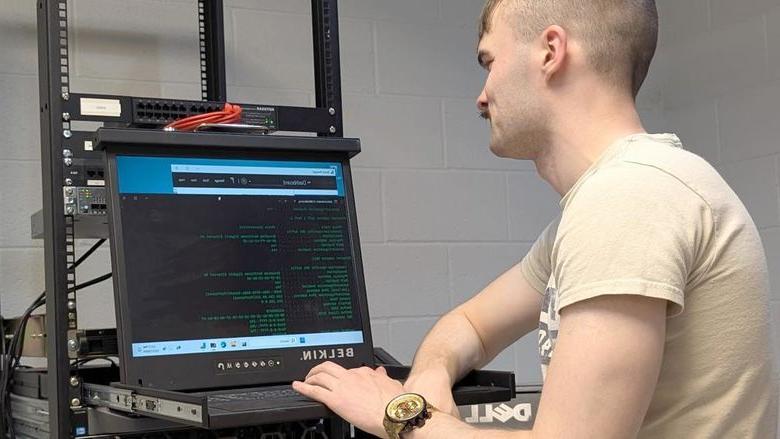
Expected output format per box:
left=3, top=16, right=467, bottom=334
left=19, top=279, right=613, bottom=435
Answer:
left=85, top=349, right=516, bottom=429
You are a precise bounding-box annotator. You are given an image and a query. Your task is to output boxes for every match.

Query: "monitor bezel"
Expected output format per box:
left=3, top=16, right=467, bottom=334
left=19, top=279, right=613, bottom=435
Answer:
left=104, top=136, right=374, bottom=391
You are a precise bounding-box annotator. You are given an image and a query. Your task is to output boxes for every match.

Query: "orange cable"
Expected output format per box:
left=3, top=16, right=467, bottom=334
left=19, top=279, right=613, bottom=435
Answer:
left=164, top=103, right=242, bottom=132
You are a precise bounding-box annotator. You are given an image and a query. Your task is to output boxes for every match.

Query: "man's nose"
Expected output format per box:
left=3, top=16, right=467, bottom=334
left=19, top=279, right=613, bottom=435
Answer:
left=476, top=89, right=488, bottom=113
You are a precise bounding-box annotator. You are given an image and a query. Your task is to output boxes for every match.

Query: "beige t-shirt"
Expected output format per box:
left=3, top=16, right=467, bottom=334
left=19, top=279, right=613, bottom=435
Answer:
left=520, top=133, right=778, bottom=438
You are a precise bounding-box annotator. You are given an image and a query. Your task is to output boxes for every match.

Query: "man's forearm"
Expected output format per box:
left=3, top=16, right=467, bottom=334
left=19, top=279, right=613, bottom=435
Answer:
left=407, top=308, right=487, bottom=385
left=407, top=262, right=543, bottom=385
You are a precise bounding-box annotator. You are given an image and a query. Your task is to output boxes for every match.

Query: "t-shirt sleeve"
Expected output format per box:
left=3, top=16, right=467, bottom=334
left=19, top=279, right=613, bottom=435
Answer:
left=520, top=218, right=560, bottom=295
left=553, top=163, right=712, bottom=317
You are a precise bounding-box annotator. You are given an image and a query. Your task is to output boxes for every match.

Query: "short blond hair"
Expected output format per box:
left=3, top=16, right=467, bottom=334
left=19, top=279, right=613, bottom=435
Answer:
left=479, top=0, right=658, bottom=98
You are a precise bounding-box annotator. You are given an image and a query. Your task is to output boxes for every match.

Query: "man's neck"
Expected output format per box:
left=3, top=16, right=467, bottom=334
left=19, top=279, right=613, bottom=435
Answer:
left=533, top=93, right=646, bottom=197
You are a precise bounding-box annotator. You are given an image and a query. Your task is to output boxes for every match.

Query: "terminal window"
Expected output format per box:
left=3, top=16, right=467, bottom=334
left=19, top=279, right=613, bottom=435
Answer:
left=115, top=156, right=364, bottom=358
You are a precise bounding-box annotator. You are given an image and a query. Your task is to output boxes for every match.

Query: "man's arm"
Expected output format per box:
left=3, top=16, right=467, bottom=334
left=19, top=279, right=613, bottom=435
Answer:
left=293, top=293, right=666, bottom=438
left=406, top=294, right=667, bottom=439
left=403, top=262, right=544, bottom=414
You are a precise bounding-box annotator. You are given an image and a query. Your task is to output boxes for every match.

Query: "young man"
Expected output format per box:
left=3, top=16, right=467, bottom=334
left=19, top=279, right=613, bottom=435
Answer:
left=293, top=0, right=779, bottom=437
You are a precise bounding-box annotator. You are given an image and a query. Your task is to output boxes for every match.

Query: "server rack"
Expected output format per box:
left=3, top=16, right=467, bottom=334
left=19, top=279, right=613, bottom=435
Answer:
left=30, top=1, right=344, bottom=436
left=22, top=2, right=518, bottom=437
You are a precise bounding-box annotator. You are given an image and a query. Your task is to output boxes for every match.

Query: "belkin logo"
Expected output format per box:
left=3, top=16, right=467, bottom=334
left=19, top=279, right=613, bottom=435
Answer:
left=300, top=347, right=354, bottom=361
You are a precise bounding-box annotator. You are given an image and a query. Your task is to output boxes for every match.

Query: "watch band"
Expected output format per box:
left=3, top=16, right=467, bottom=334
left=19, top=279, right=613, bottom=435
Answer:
left=383, top=416, right=406, bottom=439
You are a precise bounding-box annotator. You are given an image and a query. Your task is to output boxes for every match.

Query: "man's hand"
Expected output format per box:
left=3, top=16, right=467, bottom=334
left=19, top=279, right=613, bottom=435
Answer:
left=403, top=368, right=460, bottom=418
left=293, top=362, right=404, bottom=439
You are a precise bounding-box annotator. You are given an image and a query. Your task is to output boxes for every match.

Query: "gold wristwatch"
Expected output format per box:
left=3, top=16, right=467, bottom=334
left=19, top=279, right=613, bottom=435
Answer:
left=383, top=393, right=436, bottom=439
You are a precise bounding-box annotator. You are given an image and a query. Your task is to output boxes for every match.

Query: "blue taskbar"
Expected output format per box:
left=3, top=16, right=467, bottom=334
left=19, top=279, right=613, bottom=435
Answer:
left=116, top=156, right=346, bottom=197
left=132, top=330, right=364, bottom=358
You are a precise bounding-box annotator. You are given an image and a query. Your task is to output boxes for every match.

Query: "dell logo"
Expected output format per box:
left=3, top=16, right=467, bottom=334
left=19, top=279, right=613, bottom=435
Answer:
left=462, top=403, right=533, bottom=424
left=300, top=348, right=354, bottom=361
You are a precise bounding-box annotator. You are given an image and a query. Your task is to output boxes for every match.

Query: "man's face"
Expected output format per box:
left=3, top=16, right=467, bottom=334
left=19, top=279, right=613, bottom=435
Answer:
left=477, top=11, right=549, bottom=160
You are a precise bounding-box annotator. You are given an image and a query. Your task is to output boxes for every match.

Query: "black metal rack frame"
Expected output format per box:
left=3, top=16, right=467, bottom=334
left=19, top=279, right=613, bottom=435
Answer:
left=32, top=1, right=344, bottom=436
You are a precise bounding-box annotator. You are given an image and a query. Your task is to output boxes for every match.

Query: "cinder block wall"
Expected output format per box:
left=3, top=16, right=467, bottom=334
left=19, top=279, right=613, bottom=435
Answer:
left=0, top=0, right=559, bottom=385
left=0, top=0, right=777, bottom=416
left=649, top=1, right=780, bottom=432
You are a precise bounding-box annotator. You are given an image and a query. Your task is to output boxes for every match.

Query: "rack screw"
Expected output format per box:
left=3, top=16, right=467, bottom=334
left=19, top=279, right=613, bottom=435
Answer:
left=65, top=178, right=73, bottom=186
left=62, top=92, right=69, bottom=101
left=63, top=130, right=72, bottom=138
left=329, top=126, right=337, bottom=134
left=69, top=376, right=79, bottom=387
left=67, top=300, right=76, bottom=310
left=63, top=149, right=72, bottom=158
left=70, top=398, right=80, bottom=407
left=328, top=107, right=336, bottom=116
left=63, top=158, right=72, bottom=167
left=62, top=112, right=70, bottom=121
left=68, top=339, right=77, bottom=350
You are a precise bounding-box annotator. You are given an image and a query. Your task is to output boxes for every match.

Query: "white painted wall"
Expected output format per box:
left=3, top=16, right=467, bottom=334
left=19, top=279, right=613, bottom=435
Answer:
left=0, top=2, right=777, bottom=433
left=650, top=0, right=780, bottom=433
left=0, top=0, right=558, bottom=386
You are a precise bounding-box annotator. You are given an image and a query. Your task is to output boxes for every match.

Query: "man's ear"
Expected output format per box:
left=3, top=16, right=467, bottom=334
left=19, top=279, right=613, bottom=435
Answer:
left=540, top=25, right=568, bottom=82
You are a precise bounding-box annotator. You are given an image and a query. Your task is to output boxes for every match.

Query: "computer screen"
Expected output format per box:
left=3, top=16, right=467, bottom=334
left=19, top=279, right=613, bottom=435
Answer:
left=114, top=155, right=365, bottom=360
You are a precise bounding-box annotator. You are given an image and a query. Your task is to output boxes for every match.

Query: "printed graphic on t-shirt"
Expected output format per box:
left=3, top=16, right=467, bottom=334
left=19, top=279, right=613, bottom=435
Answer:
left=538, top=279, right=559, bottom=378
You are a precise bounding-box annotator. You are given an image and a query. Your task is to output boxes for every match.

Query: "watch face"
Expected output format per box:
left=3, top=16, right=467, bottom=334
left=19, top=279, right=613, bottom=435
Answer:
left=386, top=393, right=426, bottom=422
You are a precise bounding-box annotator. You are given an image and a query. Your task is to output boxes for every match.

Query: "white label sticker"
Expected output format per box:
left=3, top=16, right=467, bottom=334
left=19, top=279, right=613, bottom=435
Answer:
left=80, top=98, right=121, bottom=117
left=84, top=140, right=93, bottom=151
left=87, top=180, right=105, bottom=187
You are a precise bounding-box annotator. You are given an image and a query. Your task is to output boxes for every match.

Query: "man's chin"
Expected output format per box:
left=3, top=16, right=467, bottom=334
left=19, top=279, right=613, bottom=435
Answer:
left=489, top=141, right=513, bottom=158
left=489, top=142, right=537, bottom=161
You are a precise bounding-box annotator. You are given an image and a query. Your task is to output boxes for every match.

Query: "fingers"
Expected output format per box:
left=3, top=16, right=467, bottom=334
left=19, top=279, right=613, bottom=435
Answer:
left=305, top=361, right=347, bottom=380
left=375, top=365, right=388, bottom=376
left=292, top=380, right=333, bottom=405
left=356, top=366, right=377, bottom=377
left=305, top=371, right=339, bottom=391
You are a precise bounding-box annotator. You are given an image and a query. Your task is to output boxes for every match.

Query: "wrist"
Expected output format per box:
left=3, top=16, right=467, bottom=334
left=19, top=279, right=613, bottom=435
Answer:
left=383, top=393, right=437, bottom=439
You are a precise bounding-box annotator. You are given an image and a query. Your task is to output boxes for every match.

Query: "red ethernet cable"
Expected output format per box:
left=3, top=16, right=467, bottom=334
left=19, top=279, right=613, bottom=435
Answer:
left=163, top=103, right=242, bottom=132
